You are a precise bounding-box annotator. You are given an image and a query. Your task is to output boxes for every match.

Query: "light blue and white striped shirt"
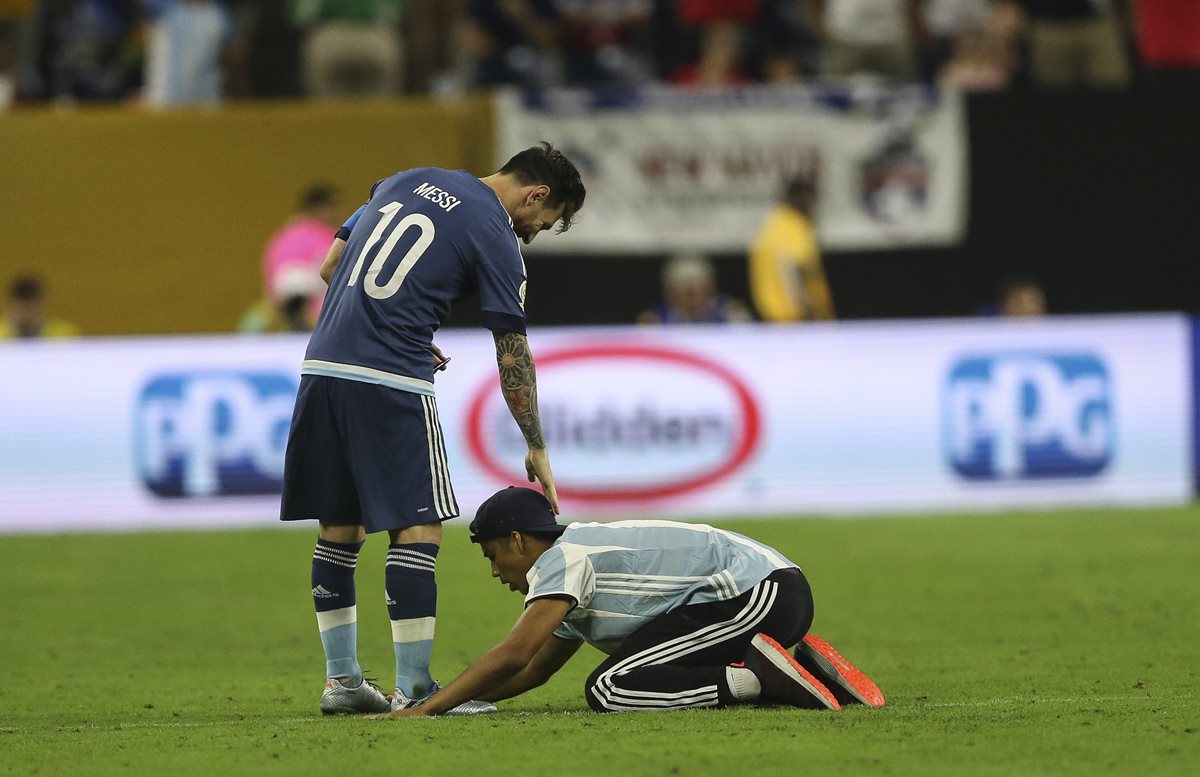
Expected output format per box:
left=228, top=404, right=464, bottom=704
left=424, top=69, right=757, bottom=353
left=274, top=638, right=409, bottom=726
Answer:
left=524, top=520, right=798, bottom=654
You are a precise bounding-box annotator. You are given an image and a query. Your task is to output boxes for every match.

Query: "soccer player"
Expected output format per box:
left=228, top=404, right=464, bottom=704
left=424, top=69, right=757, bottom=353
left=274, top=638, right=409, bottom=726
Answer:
left=280, top=144, right=586, bottom=715
left=380, top=487, right=885, bottom=717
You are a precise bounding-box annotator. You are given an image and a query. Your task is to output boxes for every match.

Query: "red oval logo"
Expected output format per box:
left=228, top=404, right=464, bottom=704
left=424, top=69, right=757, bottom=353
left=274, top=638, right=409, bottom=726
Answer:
left=466, top=343, right=761, bottom=502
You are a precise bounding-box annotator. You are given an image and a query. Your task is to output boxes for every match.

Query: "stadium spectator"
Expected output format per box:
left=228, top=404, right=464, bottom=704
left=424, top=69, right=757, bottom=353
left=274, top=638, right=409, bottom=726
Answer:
left=937, top=22, right=1020, bottom=89
left=752, top=1, right=821, bottom=80
left=1013, top=0, right=1130, bottom=89
left=553, top=0, right=654, bottom=86
left=294, top=0, right=405, bottom=97
left=17, top=0, right=139, bottom=103
left=926, top=0, right=1021, bottom=89
left=1135, top=0, right=1200, bottom=86
left=0, top=13, right=18, bottom=108
left=997, top=276, right=1047, bottom=316
left=460, top=0, right=561, bottom=89
left=262, top=182, right=341, bottom=322
left=759, top=45, right=805, bottom=82
left=801, top=0, right=923, bottom=80
left=637, top=253, right=752, bottom=324
left=748, top=176, right=835, bottom=322
left=1, top=274, right=79, bottom=338
left=237, top=266, right=322, bottom=333
left=670, top=18, right=751, bottom=87
left=378, top=486, right=886, bottom=717
left=673, top=0, right=761, bottom=26
left=401, top=0, right=461, bottom=95
left=668, top=1, right=760, bottom=87
left=143, top=0, right=242, bottom=107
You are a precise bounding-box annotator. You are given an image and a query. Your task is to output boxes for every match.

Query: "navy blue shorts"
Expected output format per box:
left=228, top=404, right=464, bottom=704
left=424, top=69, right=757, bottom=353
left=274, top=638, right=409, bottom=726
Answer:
left=280, top=375, right=459, bottom=533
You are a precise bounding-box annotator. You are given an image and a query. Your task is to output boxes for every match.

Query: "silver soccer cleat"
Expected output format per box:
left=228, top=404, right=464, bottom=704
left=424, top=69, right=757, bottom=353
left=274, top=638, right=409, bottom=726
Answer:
left=320, top=677, right=393, bottom=715
left=391, top=681, right=497, bottom=716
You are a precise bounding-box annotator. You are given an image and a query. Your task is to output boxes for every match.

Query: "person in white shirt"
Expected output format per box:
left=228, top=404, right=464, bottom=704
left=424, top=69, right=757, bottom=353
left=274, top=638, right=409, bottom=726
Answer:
left=379, top=487, right=887, bottom=717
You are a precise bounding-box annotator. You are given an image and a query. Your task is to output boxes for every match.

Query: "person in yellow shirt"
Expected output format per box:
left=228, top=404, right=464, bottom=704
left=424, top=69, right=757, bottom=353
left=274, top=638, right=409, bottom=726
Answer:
left=749, top=177, right=835, bottom=322
left=1, top=275, right=79, bottom=339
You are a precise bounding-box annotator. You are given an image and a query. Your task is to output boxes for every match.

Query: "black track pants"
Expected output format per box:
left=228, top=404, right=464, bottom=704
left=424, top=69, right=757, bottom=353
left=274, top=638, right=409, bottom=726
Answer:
left=584, top=568, right=813, bottom=712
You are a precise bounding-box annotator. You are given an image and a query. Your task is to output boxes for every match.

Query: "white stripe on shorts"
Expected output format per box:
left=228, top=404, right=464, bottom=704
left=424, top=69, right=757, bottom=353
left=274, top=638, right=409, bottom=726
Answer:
left=419, top=396, right=454, bottom=519
left=591, top=580, right=779, bottom=712
left=424, top=395, right=458, bottom=517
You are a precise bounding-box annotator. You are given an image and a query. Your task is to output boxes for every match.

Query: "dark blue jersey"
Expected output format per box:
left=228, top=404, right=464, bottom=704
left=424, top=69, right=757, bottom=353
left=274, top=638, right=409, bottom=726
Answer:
left=303, top=168, right=527, bottom=396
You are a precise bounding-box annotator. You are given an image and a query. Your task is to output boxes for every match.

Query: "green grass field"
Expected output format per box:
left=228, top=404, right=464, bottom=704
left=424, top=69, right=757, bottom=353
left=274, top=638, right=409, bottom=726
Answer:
left=2, top=507, right=1198, bottom=776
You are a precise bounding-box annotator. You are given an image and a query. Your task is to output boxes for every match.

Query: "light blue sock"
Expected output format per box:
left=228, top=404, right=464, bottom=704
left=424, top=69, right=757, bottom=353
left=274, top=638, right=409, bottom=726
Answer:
left=386, top=543, right=439, bottom=697
left=319, top=622, right=362, bottom=686
left=313, top=538, right=364, bottom=686
left=393, top=638, right=435, bottom=698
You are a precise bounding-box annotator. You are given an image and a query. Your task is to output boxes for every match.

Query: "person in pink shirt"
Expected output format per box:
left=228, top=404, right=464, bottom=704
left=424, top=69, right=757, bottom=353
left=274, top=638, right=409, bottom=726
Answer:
left=264, top=184, right=343, bottom=320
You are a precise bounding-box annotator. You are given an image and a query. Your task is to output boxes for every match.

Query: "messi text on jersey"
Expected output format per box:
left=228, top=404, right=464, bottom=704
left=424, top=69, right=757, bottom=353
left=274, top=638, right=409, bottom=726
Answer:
left=413, top=182, right=463, bottom=212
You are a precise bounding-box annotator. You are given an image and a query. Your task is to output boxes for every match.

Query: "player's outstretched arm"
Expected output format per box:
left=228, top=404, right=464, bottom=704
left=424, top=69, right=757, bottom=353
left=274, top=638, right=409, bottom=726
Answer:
left=478, top=634, right=582, bottom=703
left=319, top=238, right=346, bottom=284
left=376, top=598, right=573, bottom=718
left=493, top=331, right=560, bottom=513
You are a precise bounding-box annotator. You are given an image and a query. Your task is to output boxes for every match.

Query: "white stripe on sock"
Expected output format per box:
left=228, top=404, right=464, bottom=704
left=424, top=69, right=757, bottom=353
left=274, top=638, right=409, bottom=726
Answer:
left=314, top=550, right=357, bottom=568
left=316, top=605, right=357, bottom=633
left=316, top=545, right=360, bottom=560
left=386, top=555, right=436, bottom=567
left=390, top=616, right=436, bottom=643
left=388, top=548, right=437, bottom=564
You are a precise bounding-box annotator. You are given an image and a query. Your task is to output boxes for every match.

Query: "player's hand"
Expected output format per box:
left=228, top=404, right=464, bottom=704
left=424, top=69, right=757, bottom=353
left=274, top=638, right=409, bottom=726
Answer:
left=369, top=707, right=428, bottom=720
left=431, top=343, right=451, bottom=372
left=525, top=446, right=560, bottom=514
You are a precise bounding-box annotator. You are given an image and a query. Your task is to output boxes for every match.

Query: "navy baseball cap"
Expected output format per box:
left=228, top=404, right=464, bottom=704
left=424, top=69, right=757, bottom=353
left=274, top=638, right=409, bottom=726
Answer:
left=469, top=487, right=565, bottom=543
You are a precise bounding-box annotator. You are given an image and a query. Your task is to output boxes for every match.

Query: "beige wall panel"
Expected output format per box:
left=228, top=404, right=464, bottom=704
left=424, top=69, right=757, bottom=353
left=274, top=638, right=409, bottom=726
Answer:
left=0, top=98, right=493, bottom=334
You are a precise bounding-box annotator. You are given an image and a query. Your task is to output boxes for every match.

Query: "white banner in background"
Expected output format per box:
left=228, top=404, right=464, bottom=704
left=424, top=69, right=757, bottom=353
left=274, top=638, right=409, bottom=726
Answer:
left=497, top=85, right=967, bottom=253
left=0, top=316, right=1191, bottom=533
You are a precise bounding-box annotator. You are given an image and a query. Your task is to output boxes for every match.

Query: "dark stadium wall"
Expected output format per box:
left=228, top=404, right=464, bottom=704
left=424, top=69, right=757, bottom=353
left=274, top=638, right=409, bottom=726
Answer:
left=919, top=90, right=1200, bottom=319
left=0, top=98, right=494, bottom=335
left=2, top=91, right=1196, bottom=335
left=501, top=90, right=1200, bottom=327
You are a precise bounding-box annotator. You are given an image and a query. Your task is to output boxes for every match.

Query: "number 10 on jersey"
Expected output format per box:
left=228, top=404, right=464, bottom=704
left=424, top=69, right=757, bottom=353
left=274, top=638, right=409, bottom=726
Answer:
left=346, top=201, right=436, bottom=300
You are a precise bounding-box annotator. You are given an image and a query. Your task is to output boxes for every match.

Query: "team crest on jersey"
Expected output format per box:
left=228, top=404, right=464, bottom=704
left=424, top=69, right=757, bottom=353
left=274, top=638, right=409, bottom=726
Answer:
left=518, top=280, right=527, bottom=311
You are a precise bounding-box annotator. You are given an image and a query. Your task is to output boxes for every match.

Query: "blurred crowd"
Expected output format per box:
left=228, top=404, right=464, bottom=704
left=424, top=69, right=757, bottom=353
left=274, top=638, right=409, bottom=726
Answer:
left=0, top=1, right=1198, bottom=110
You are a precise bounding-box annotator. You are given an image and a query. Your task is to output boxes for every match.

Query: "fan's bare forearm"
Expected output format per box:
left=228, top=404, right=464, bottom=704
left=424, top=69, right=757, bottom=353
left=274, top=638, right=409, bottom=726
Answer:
left=494, top=331, right=545, bottom=449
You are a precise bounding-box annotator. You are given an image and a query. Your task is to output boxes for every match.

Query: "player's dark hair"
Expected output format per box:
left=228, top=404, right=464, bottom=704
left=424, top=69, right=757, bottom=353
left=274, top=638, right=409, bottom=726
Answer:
left=499, top=142, right=587, bottom=233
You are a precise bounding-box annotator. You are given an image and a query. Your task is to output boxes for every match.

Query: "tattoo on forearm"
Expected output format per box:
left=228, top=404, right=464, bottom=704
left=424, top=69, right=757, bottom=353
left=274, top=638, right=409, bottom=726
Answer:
left=495, top=332, right=545, bottom=448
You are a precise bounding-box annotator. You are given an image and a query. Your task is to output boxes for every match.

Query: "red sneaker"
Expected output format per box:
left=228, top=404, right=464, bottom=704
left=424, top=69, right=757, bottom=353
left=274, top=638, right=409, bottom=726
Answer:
left=743, top=633, right=841, bottom=710
left=794, top=634, right=886, bottom=708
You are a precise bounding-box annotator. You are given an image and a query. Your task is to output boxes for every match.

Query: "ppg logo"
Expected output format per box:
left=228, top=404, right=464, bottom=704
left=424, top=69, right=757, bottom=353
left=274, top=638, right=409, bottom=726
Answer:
left=943, top=354, right=1112, bottom=480
left=135, top=373, right=298, bottom=498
